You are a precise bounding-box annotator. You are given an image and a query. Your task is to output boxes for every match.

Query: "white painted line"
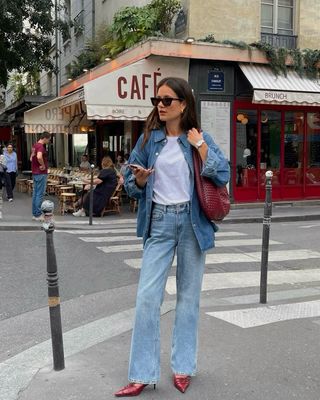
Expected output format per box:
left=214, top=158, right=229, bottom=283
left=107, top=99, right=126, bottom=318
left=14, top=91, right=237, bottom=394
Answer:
left=214, top=239, right=281, bottom=246
left=98, top=244, right=143, bottom=253
left=166, top=269, right=320, bottom=294
left=300, top=224, right=320, bottom=229
left=223, top=287, right=320, bottom=305
left=124, top=249, right=320, bottom=269
left=206, top=299, right=320, bottom=328
left=80, top=235, right=140, bottom=243
left=60, top=228, right=137, bottom=234
left=215, top=231, right=247, bottom=237
left=99, top=239, right=283, bottom=254
left=54, top=218, right=136, bottom=225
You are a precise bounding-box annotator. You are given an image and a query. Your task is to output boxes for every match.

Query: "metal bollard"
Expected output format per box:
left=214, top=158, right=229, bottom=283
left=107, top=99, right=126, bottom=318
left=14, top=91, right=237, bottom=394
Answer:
left=41, top=200, right=65, bottom=371
left=89, top=164, right=94, bottom=225
left=260, top=171, right=273, bottom=304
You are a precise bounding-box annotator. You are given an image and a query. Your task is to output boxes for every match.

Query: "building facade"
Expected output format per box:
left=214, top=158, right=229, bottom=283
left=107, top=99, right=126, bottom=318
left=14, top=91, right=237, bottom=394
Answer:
left=22, top=0, right=320, bottom=202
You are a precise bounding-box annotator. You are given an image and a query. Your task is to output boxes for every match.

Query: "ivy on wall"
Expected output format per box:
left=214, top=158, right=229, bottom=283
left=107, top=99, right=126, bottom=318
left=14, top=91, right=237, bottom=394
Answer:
left=199, top=34, right=320, bottom=79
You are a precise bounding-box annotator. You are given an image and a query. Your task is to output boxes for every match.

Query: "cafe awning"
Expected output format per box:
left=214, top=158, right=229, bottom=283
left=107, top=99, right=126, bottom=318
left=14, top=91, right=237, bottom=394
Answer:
left=24, top=89, right=92, bottom=134
left=239, top=63, right=320, bottom=106
left=84, top=56, right=190, bottom=120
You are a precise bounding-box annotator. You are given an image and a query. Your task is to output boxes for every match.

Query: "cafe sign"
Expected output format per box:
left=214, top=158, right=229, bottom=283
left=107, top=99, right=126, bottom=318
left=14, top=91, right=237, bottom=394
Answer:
left=84, top=56, right=190, bottom=120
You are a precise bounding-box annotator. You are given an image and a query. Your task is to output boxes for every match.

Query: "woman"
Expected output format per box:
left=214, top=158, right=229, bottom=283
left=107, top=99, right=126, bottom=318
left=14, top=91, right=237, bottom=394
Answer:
left=115, top=77, right=229, bottom=397
left=73, top=156, right=117, bottom=217
left=4, top=143, right=18, bottom=194
left=0, top=146, right=13, bottom=202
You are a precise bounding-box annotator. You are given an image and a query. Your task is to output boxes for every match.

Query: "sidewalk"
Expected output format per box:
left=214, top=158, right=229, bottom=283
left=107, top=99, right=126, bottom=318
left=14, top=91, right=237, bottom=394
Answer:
left=0, top=190, right=320, bottom=230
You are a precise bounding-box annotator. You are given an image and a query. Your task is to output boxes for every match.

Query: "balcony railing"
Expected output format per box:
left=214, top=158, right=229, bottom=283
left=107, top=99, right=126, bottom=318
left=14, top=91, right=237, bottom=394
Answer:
left=74, top=10, right=84, bottom=36
left=261, top=32, right=297, bottom=49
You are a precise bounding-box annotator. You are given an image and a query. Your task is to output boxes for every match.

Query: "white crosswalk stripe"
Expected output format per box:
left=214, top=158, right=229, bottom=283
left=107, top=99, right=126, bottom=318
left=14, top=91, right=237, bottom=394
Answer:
left=124, top=249, right=320, bottom=269
left=64, top=225, right=320, bottom=328
left=96, top=238, right=282, bottom=253
left=207, top=299, right=320, bottom=328
left=166, top=269, right=320, bottom=294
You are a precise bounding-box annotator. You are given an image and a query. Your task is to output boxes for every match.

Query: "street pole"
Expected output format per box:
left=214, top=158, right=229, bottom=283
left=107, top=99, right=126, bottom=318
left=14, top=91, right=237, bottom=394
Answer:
left=41, top=200, right=65, bottom=371
left=89, top=164, right=94, bottom=225
left=260, top=170, right=273, bottom=304
left=54, top=0, right=59, bottom=97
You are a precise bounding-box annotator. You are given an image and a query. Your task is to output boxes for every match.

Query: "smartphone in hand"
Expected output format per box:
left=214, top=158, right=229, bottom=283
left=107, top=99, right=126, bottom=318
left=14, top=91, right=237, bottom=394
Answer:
left=128, top=164, right=142, bottom=171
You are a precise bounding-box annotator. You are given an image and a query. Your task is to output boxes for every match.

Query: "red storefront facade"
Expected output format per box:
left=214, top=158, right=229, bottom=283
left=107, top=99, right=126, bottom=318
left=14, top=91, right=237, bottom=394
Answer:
left=233, top=101, right=320, bottom=202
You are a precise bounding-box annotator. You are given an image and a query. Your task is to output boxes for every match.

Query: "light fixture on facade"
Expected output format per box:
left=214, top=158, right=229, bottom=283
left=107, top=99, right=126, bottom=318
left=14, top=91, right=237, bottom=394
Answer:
left=67, top=77, right=73, bottom=81
left=105, top=57, right=111, bottom=61
left=184, top=37, right=195, bottom=44
left=237, top=113, right=248, bottom=124
left=83, top=68, right=88, bottom=72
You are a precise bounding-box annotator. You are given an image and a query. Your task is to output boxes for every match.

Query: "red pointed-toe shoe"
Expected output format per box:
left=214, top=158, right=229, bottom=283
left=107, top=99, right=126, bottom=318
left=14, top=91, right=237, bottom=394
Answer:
left=114, top=383, right=156, bottom=397
left=173, top=374, right=191, bottom=393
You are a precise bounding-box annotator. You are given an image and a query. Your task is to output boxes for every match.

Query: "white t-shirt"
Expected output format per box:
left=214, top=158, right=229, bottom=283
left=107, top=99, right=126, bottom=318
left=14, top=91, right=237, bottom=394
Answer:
left=152, top=136, right=190, bottom=205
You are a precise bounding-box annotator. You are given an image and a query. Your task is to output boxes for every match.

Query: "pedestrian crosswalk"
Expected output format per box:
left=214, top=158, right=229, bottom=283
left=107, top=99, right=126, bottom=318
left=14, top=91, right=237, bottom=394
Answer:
left=62, top=220, right=320, bottom=328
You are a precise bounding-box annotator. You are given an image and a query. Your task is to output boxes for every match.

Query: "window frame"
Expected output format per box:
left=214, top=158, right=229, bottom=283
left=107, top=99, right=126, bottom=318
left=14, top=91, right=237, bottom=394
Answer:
left=261, top=0, right=295, bottom=36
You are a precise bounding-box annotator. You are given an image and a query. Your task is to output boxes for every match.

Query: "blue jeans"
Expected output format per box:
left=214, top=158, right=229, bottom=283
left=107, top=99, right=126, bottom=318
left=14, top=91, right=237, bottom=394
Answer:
left=128, top=202, right=206, bottom=384
left=32, top=174, right=47, bottom=217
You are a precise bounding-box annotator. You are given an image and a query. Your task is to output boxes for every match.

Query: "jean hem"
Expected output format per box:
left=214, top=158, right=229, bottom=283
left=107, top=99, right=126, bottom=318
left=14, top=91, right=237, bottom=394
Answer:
left=128, top=378, right=158, bottom=384
left=172, top=370, right=196, bottom=377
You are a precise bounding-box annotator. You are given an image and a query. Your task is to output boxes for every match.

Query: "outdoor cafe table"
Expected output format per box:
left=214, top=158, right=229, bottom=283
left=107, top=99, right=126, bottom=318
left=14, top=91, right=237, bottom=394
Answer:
left=22, top=170, right=32, bottom=179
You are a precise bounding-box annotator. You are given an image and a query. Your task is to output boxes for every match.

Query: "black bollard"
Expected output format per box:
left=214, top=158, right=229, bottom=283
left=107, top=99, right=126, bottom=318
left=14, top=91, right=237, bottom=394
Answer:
left=260, top=171, right=273, bottom=304
left=41, top=200, right=65, bottom=371
left=89, top=164, right=94, bottom=225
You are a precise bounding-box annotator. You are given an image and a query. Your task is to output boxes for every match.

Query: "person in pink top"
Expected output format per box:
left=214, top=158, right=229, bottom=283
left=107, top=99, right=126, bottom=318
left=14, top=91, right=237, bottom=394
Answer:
left=30, top=131, right=51, bottom=221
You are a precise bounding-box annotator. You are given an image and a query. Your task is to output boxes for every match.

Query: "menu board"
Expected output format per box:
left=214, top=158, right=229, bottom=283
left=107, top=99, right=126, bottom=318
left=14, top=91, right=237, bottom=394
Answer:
left=200, top=101, right=230, bottom=159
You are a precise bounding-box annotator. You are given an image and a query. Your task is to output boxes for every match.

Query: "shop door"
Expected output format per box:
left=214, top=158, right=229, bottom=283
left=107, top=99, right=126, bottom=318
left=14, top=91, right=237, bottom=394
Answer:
left=305, top=112, right=320, bottom=197
left=234, top=106, right=308, bottom=202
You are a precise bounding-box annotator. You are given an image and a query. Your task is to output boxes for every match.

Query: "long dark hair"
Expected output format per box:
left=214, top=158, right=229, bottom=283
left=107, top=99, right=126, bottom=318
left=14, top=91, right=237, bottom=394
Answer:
left=142, top=77, right=199, bottom=148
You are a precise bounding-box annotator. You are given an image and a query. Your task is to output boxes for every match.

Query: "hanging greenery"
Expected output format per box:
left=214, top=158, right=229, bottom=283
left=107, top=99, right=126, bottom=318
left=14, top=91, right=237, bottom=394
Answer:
left=68, top=0, right=181, bottom=79
left=197, top=34, right=320, bottom=79
left=250, top=42, right=320, bottom=79
left=302, top=48, right=320, bottom=79
left=103, top=0, right=181, bottom=57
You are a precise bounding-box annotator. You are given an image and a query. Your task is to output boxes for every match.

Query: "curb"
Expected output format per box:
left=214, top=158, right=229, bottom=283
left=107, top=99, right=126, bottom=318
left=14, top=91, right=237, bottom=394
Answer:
left=1, top=213, right=320, bottom=231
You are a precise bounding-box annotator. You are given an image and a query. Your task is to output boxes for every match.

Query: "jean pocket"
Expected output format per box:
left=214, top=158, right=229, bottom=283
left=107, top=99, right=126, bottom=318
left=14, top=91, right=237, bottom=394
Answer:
left=151, top=209, right=164, bottom=221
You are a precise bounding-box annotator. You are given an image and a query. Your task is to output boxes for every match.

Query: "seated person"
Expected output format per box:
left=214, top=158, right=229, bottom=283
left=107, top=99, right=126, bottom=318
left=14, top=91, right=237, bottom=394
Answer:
left=73, top=156, right=118, bottom=217
left=79, top=154, right=91, bottom=172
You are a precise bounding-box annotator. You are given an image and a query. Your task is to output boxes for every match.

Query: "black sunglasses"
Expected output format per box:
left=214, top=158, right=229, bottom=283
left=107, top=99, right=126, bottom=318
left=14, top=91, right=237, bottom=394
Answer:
left=150, top=97, right=183, bottom=107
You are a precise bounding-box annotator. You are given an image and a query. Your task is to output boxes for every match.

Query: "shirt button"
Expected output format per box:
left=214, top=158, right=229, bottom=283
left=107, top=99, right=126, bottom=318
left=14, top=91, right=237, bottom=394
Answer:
left=155, top=153, right=159, bottom=156
left=193, top=224, right=196, bottom=228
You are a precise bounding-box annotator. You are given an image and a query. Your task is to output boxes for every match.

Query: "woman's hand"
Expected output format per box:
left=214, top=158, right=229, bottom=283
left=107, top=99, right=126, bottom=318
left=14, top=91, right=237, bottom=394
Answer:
left=132, top=166, right=154, bottom=188
left=187, top=128, right=203, bottom=147
left=187, top=128, right=208, bottom=162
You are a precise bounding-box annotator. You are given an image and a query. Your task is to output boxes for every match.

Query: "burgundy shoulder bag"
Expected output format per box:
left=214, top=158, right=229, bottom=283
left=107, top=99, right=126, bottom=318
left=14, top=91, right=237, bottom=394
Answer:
left=193, top=148, right=230, bottom=222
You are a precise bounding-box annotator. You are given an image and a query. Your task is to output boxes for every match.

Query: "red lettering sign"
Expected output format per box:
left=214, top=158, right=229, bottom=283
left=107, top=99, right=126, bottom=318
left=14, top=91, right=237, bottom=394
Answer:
left=117, top=70, right=162, bottom=100
left=131, top=75, right=141, bottom=100
left=118, top=77, right=127, bottom=99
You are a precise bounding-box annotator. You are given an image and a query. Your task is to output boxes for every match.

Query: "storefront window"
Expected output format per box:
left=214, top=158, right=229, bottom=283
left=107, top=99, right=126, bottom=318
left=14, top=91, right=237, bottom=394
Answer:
left=260, top=110, right=281, bottom=185
left=73, top=134, right=88, bottom=167
left=284, top=111, right=303, bottom=185
left=236, top=109, right=257, bottom=187
left=306, top=112, right=320, bottom=185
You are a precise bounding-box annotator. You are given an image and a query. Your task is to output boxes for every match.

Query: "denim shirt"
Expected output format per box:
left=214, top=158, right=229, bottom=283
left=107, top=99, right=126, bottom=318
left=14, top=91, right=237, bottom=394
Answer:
left=124, top=129, right=230, bottom=252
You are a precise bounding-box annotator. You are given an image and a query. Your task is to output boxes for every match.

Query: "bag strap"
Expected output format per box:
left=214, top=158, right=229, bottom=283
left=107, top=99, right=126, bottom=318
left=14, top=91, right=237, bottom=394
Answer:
left=192, top=148, right=203, bottom=177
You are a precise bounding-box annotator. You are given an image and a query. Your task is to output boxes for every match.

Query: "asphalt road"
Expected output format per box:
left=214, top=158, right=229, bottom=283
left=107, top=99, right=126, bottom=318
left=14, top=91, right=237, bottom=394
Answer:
left=1, top=219, right=320, bottom=399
